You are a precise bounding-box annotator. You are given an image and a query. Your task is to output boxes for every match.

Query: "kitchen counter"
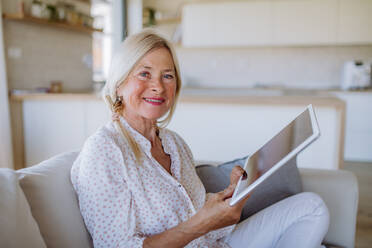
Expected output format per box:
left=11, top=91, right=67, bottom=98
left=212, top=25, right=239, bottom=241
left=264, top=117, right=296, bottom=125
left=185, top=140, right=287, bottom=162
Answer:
left=10, top=88, right=347, bottom=109
left=181, top=86, right=372, bottom=96
left=9, top=88, right=347, bottom=170
left=10, top=93, right=101, bottom=101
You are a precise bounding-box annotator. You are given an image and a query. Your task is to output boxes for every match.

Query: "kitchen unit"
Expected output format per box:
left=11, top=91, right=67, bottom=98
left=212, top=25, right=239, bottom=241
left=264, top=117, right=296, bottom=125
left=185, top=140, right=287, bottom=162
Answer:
left=3, top=0, right=371, bottom=170
left=182, top=0, right=372, bottom=47
left=329, top=90, right=372, bottom=162
left=11, top=91, right=345, bottom=170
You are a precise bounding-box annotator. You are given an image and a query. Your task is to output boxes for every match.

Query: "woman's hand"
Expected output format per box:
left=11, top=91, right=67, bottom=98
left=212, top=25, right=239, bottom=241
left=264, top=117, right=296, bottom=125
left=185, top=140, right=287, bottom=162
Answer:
left=198, top=187, right=241, bottom=230
left=143, top=166, right=249, bottom=247
left=195, top=166, right=249, bottom=233
left=229, top=165, right=247, bottom=187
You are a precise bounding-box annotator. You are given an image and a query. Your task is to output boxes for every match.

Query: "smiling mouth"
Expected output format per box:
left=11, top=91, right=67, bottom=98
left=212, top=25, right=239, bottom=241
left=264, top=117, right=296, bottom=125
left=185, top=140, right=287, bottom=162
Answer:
left=143, top=97, right=165, bottom=105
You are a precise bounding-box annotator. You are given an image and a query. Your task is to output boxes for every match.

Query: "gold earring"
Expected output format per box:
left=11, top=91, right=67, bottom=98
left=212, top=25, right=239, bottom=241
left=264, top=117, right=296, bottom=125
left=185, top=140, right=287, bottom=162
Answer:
left=113, top=95, right=124, bottom=113
left=115, top=95, right=123, bottom=103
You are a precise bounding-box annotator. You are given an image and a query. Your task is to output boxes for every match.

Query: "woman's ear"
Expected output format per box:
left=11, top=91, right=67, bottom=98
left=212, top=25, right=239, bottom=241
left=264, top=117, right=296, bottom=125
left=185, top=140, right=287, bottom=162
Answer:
left=116, top=85, right=125, bottom=99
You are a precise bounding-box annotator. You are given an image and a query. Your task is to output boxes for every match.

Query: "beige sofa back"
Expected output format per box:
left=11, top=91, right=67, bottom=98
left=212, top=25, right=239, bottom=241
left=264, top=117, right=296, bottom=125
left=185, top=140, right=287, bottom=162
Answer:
left=0, top=151, right=358, bottom=248
left=17, top=151, right=93, bottom=248
left=0, top=168, right=46, bottom=248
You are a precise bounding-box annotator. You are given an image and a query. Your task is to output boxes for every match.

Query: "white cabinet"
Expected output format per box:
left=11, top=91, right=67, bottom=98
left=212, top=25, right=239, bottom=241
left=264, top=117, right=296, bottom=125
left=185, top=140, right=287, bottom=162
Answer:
left=169, top=101, right=344, bottom=170
left=330, top=91, right=372, bottom=162
left=20, top=95, right=345, bottom=169
left=182, top=0, right=372, bottom=47
left=272, top=0, right=338, bottom=45
left=338, top=0, right=372, bottom=44
left=23, top=100, right=86, bottom=166
left=23, top=99, right=109, bottom=166
left=182, top=2, right=273, bottom=47
left=84, top=100, right=110, bottom=137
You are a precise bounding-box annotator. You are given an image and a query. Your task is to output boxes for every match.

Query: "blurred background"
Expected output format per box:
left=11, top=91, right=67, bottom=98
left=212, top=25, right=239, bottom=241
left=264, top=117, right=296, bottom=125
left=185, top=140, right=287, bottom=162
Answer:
left=0, top=1, right=371, bottom=246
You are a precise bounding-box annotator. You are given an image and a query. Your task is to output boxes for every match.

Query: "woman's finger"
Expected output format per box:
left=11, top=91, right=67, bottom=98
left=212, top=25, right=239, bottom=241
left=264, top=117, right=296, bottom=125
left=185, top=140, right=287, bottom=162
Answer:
left=230, top=166, right=246, bottom=184
left=218, top=184, right=235, bottom=200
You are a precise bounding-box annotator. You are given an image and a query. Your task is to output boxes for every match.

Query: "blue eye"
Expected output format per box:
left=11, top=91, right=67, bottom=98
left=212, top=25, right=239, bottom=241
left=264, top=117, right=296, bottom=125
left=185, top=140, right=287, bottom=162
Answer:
left=139, top=72, right=149, bottom=78
left=164, top=74, right=174, bottom=79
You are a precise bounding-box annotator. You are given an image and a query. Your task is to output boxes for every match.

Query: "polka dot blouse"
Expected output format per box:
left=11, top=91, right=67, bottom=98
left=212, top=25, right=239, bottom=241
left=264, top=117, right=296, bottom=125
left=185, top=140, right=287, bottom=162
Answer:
left=71, top=116, right=234, bottom=248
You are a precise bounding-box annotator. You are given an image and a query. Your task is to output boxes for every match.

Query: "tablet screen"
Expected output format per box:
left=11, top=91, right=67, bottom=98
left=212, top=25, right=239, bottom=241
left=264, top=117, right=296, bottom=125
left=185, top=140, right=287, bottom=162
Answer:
left=232, top=108, right=315, bottom=202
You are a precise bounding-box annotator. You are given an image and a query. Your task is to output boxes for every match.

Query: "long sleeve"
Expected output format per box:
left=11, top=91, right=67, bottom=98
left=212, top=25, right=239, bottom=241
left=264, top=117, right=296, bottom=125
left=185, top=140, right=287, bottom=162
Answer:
left=72, top=120, right=232, bottom=248
left=71, top=133, right=145, bottom=248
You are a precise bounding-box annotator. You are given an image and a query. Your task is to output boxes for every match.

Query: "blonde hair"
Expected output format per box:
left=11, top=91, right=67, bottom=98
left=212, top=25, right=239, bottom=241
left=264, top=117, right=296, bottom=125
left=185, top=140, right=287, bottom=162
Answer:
left=102, top=29, right=182, bottom=161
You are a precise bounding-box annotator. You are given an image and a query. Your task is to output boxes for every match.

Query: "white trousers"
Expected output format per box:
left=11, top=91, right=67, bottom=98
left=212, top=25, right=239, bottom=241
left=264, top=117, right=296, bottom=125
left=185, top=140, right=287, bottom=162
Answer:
left=223, top=192, right=330, bottom=248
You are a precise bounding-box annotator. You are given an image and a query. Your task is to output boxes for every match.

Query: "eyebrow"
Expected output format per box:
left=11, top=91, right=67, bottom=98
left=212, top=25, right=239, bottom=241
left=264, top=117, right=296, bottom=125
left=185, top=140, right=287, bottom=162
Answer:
left=140, top=65, right=175, bottom=72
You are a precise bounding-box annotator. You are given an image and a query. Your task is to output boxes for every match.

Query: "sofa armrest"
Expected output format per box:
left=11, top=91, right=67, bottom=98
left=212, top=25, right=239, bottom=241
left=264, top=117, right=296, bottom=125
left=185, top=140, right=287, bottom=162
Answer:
left=299, top=168, right=358, bottom=248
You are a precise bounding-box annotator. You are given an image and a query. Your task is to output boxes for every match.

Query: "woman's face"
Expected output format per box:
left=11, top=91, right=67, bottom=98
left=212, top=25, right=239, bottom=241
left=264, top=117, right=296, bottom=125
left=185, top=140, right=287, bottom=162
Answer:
left=117, top=47, right=177, bottom=122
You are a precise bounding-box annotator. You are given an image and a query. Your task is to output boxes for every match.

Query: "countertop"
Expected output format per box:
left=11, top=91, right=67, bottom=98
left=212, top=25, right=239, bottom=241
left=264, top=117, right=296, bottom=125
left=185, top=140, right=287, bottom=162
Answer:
left=10, top=86, right=372, bottom=101
left=9, top=87, right=350, bottom=109
left=10, top=92, right=100, bottom=101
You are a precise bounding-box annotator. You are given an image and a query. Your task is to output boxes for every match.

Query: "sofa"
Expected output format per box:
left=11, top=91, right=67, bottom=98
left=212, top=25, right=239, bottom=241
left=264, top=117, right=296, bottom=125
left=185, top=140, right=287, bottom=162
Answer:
left=0, top=151, right=358, bottom=248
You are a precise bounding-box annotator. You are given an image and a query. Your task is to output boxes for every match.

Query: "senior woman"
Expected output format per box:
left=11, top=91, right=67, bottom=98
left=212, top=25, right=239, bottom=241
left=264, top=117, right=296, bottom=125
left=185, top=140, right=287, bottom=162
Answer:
left=71, top=29, right=329, bottom=248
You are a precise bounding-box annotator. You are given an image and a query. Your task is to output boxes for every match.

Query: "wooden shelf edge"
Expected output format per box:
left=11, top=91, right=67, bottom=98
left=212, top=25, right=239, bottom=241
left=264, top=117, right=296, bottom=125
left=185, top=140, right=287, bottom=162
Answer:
left=2, top=13, right=103, bottom=34
left=76, top=0, right=91, bottom=4
left=156, top=17, right=181, bottom=25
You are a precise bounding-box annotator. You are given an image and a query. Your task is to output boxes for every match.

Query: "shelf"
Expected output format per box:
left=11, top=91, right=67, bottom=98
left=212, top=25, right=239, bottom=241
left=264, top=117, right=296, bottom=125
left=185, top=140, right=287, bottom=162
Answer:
left=2, top=13, right=103, bottom=35
left=156, top=17, right=181, bottom=25
left=143, top=17, right=181, bottom=28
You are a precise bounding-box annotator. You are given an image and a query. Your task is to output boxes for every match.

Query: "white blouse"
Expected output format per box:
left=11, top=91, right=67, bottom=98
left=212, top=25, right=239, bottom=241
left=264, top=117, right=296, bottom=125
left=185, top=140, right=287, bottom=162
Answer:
left=71, top=116, right=234, bottom=248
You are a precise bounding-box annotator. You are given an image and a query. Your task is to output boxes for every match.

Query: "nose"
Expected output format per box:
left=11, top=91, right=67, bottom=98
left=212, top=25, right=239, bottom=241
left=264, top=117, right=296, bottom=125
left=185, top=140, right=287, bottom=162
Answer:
left=151, top=76, right=165, bottom=94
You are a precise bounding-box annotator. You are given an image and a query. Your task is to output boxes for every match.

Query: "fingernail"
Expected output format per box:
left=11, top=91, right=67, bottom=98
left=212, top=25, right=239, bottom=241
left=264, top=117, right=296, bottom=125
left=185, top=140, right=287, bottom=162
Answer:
left=242, top=171, right=247, bottom=180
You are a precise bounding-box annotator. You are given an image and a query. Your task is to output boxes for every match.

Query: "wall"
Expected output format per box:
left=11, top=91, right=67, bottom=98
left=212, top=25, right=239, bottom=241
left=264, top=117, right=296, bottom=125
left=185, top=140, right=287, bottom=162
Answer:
left=0, top=0, right=14, bottom=169
left=143, top=0, right=372, bottom=90
left=127, top=0, right=143, bottom=36
left=176, top=45, right=372, bottom=89
left=2, top=0, right=93, bottom=92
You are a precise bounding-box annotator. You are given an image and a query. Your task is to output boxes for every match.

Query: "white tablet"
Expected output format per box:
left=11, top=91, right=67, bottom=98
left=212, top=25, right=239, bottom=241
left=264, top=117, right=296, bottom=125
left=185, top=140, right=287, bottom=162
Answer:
left=229, top=104, right=320, bottom=206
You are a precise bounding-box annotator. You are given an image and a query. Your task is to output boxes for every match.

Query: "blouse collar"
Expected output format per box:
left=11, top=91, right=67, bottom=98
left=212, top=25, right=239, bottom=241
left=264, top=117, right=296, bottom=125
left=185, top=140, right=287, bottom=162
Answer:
left=114, top=116, right=179, bottom=180
left=116, top=116, right=170, bottom=156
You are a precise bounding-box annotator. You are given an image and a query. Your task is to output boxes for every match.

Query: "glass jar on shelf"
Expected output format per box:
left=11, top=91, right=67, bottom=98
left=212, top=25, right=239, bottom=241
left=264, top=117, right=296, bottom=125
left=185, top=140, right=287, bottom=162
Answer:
left=56, top=2, right=66, bottom=21
left=65, top=4, right=79, bottom=25
left=82, top=14, right=94, bottom=28
left=30, top=0, right=43, bottom=18
left=46, top=4, right=58, bottom=21
left=143, top=7, right=156, bottom=27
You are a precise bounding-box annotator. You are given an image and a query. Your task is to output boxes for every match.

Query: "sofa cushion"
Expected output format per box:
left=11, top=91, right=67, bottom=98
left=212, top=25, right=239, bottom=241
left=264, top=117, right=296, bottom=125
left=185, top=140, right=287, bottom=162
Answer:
left=196, top=156, right=303, bottom=221
left=300, top=168, right=358, bottom=248
left=17, top=151, right=93, bottom=248
left=0, top=168, right=46, bottom=248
